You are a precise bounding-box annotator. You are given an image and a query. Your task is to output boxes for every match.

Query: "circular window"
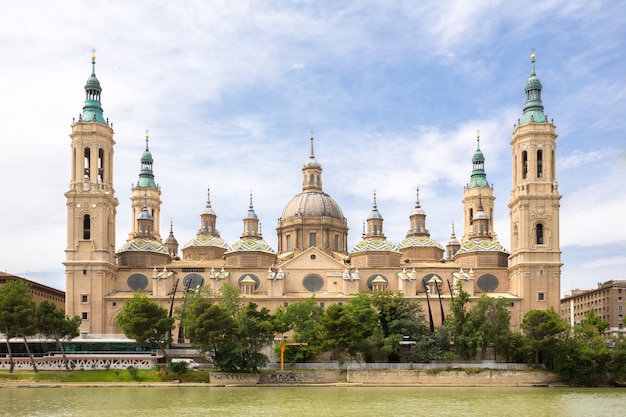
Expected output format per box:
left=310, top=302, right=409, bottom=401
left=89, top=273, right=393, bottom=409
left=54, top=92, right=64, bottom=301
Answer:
left=303, top=274, right=324, bottom=292
left=238, top=273, right=260, bottom=289
left=183, top=273, right=205, bottom=290
left=421, top=273, right=442, bottom=291
left=127, top=274, right=148, bottom=291
left=477, top=274, right=499, bottom=292
left=366, top=274, right=388, bottom=291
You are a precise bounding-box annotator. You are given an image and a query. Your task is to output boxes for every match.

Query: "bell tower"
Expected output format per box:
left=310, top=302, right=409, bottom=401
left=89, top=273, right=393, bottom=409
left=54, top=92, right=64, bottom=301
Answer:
left=508, top=53, right=562, bottom=313
left=64, top=52, right=119, bottom=334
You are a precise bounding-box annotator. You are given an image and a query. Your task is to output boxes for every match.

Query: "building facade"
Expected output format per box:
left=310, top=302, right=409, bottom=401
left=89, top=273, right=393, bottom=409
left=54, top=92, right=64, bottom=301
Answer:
left=561, top=281, right=626, bottom=338
left=65, top=53, right=561, bottom=336
left=0, top=272, right=65, bottom=311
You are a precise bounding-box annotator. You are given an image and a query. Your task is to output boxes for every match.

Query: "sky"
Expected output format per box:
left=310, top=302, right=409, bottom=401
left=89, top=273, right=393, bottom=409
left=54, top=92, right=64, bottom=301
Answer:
left=0, top=0, right=625, bottom=294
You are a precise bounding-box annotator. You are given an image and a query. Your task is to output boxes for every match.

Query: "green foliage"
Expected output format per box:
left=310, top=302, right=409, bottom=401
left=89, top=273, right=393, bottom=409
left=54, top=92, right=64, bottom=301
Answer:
left=521, top=308, right=568, bottom=367
left=126, top=366, right=140, bottom=380
left=169, top=361, right=189, bottom=376
left=184, top=287, right=275, bottom=372
left=36, top=300, right=81, bottom=371
left=320, top=293, right=380, bottom=361
left=0, top=280, right=38, bottom=372
left=275, top=297, right=325, bottom=363
left=116, top=292, right=174, bottom=359
left=470, top=295, right=511, bottom=360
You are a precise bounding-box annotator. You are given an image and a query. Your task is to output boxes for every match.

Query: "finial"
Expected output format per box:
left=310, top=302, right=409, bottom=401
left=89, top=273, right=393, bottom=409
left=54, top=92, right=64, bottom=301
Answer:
left=145, top=129, right=150, bottom=150
left=309, top=135, right=315, bottom=159
left=530, top=47, right=536, bottom=61
left=169, top=219, right=174, bottom=233
left=415, top=186, right=421, bottom=208
left=249, top=192, right=254, bottom=209
left=91, top=48, right=96, bottom=62
left=373, top=190, right=377, bottom=209
left=451, top=222, right=456, bottom=236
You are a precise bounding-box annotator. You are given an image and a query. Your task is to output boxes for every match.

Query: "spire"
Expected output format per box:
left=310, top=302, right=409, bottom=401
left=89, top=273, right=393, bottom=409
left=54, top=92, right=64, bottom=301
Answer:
left=242, top=193, right=261, bottom=239
left=407, top=186, right=429, bottom=237
left=520, top=52, right=546, bottom=125
left=135, top=195, right=154, bottom=239
left=368, top=191, right=383, bottom=220
left=365, top=191, right=385, bottom=239
left=302, top=134, right=323, bottom=192
left=246, top=193, right=258, bottom=219
left=467, top=131, right=489, bottom=188
left=198, top=186, right=220, bottom=237
left=164, top=219, right=179, bottom=258
left=137, top=130, right=158, bottom=188
left=202, top=187, right=216, bottom=216
left=81, top=50, right=106, bottom=124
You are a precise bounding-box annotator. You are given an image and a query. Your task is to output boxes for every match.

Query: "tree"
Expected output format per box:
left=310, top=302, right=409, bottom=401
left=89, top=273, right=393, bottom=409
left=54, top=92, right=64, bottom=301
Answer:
left=321, top=293, right=380, bottom=362
left=0, top=280, right=38, bottom=373
left=275, top=297, right=325, bottom=363
left=470, top=295, right=511, bottom=360
left=116, top=292, right=174, bottom=361
left=521, top=308, right=568, bottom=367
left=36, top=300, right=81, bottom=371
left=184, top=285, right=276, bottom=372
left=445, top=282, right=479, bottom=361
left=184, top=297, right=235, bottom=367
left=372, top=291, right=428, bottom=362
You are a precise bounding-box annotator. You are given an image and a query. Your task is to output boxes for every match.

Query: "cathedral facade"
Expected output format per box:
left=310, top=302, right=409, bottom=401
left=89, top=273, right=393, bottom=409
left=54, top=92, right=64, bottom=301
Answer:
left=64, top=53, right=561, bottom=336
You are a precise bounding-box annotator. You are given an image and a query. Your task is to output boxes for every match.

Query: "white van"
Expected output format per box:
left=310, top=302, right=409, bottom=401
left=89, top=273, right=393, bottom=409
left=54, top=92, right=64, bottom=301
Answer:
left=171, top=358, right=200, bottom=369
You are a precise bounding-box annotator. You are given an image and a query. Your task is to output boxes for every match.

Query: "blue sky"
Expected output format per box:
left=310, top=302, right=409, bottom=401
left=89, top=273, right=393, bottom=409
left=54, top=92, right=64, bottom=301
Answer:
left=0, top=0, right=624, bottom=294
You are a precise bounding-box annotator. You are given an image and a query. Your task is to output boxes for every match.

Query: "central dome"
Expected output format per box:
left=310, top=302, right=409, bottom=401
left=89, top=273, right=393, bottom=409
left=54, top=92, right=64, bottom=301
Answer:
left=280, top=191, right=344, bottom=220
left=276, top=136, right=349, bottom=255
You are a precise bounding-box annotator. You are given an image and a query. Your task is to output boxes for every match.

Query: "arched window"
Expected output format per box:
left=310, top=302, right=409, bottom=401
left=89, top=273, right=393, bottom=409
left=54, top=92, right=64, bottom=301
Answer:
left=83, top=147, right=91, bottom=179
left=536, top=223, right=544, bottom=245
left=522, top=151, right=528, bottom=179
left=83, top=214, right=91, bottom=240
left=537, top=149, right=543, bottom=178
left=98, top=148, right=105, bottom=182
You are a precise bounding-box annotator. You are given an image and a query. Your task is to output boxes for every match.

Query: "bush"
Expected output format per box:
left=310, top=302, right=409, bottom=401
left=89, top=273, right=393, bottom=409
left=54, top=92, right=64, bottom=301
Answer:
left=169, top=361, right=189, bottom=376
left=127, top=366, right=139, bottom=380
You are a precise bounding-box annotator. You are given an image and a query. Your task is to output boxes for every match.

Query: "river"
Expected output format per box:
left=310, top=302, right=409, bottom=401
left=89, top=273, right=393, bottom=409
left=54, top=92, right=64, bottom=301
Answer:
left=1, top=386, right=625, bottom=416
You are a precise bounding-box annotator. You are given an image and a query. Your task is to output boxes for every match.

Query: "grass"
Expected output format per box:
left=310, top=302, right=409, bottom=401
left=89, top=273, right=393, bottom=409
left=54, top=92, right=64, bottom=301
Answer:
left=0, top=368, right=211, bottom=384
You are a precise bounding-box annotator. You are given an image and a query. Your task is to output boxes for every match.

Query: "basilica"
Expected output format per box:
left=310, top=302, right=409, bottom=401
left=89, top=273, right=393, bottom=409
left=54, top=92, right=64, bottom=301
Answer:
left=64, top=54, right=561, bottom=336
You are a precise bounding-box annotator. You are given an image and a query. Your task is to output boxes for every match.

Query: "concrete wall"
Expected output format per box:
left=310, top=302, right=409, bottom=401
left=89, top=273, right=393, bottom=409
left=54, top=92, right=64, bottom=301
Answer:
left=209, top=369, right=560, bottom=386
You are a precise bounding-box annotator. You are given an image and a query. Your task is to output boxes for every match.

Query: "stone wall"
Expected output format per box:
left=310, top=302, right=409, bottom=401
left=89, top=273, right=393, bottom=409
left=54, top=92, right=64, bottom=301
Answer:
left=209, top=369, right=560, bottom=386
left=347, top=369, right=561, bottom=386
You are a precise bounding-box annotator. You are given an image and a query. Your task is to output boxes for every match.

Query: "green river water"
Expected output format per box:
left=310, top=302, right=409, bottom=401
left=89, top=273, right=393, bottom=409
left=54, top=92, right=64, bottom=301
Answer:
left=1, top=386, right=625, bottom=417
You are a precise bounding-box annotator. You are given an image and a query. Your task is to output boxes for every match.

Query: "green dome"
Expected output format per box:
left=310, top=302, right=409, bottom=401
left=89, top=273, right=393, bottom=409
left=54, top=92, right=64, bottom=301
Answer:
left=81, top=55, right=106, bottom=124
left=520, top=54, right=546, bottom=125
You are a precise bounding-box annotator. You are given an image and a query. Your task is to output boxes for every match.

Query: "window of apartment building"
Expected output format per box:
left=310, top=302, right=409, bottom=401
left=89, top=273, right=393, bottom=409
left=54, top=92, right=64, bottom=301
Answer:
left=81, top=312, right=88, bottom=320
left=537, top=292, right=545, bottom=301
left=81, top=294, right=88, bottom=303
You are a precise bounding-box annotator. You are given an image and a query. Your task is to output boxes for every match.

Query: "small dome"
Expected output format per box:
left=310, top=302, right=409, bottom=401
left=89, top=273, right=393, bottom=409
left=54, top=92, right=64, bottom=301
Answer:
left=397, top=236, right=443, bottom=250
left=117, top=238, right=170, bottom=255
left=455, top=239, right=509, bottom=255
left=351, top=239, right=400, bottom=253
left=138, top=206, right=153, bottom=220
left=472, top=210, right=489, bottom=221
left=226, top=238, right=275, bottom=254
left=181, top=235, right=229, bottom=250
left=280, top=191, right=344, bottom=220
left=164, top=233, right=178, bottom=245
left=447, top=235, right=460, bottom=247
left=85, top=74, right=101, bottom=92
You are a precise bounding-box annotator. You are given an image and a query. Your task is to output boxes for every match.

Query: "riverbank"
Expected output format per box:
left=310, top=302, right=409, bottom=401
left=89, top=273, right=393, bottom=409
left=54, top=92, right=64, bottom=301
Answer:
left=1, top=368, right=563, bottom=388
